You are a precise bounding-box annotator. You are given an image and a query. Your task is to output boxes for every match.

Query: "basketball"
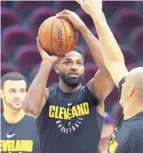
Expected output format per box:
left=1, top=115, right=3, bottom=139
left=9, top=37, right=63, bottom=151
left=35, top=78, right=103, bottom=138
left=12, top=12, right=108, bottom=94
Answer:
left=38, top=16, right=78, bottom=56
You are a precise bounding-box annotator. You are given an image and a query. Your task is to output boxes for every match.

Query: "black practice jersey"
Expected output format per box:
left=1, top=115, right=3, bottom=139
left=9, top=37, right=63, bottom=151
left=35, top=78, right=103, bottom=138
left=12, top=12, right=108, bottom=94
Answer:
left=108, top=78, right=143, bottom=153
left=1, top=115, right=41, bottom=153
left=36, top=85, right=103, bottom=153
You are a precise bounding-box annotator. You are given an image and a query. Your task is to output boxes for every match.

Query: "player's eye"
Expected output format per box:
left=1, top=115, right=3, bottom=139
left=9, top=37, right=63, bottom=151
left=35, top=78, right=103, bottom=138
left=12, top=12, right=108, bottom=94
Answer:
left=65, top=61, right=71, bottom=65
left=9, top=89, right=16, bottom=93
left=77, top=62, right=83, bottom=65
left=20, top=89, right=26, bottom=93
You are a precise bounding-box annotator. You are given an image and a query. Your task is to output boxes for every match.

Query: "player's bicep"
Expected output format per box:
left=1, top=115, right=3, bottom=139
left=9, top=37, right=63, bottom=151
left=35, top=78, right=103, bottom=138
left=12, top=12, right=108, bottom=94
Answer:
left=106, top=62, right=128, bottom=87
left=39, top=88, right=49, bottom=112
left=87, top=69, right=114, bottom=116
left=87, top=69, right=114, bottom=102
left=35, top=88, right=49, bottom=119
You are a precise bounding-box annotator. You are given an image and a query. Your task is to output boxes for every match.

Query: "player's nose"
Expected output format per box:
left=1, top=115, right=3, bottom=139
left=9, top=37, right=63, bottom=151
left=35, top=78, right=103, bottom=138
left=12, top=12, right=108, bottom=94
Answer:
left=14, top=92, right=21, bottom=100
left=70, top=63, right=78, bottom=70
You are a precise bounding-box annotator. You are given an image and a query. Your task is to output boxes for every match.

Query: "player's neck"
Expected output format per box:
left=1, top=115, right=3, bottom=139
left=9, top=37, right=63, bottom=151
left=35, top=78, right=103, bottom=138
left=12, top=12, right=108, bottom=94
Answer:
left=3, top=107, right=25, bottom=124
left=123, top=103, right=143, bottom=120
left=59, top=80, right=81, bottom=93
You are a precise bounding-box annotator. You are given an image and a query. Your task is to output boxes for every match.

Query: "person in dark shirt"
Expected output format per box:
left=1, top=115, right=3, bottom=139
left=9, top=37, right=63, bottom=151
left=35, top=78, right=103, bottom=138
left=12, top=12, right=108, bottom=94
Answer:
left=23, top=10, right=114, bottom=153
left=76, top=0, right=143, bottom=153
left=1, top=72, right=41, bottom=153
left=107, top=77, right=143, bottom=153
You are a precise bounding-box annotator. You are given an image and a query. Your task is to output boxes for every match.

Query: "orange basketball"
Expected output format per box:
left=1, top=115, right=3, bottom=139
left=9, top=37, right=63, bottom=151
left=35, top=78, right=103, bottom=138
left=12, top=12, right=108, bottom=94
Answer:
left=38, top=16, right=78, bottom=56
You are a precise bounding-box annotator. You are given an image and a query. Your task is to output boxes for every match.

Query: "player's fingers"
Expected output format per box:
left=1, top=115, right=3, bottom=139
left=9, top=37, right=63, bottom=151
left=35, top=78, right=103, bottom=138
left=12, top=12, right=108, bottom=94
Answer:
left=58, top=9, right=72, bottom=15
left=56, top=56, right=65, bottom=63
left=37, top=37, right=42, bottom=49
left=52, top=56, right=62, bottom=64
left=37, top=37, right=48, bottom=56
left=56, top=13, right=68, bottom=17
left=37, top=37, right=45, bottom=52
left=37, top=37, right=42, bottom=51
left=56, top=14, right=70, bottom=20
left=39, top=47, right=48, bottom=57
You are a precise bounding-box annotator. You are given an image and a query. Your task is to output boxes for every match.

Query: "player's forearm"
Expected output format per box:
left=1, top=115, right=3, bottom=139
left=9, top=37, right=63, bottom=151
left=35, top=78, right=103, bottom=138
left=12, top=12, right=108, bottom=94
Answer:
left=80, top=25, right=107, bottom=71
left=91, top=12, right=125, bottom=64
left=23, top=61, right=52, bottom=116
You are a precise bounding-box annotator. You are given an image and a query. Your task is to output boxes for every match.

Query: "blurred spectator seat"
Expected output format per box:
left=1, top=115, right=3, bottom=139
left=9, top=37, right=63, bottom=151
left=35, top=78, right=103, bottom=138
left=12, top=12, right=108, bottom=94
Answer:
left=29, top=64, right=58, bottom=86
left=17, top=1, right=54, bottom=14
left=1, top=7, right=20, bottom=31
left=116, top=9, right=143, bottom=33
left=131, top=27, right=143, bottom=51
left=1, top=50, right=8, bottom=62
left=139, top=2, right=143, bottom=14
left=48, top=67, right=59, bottom=86
left=14, top=44, right=42, bottom=69
left=83, top=64, right=98, bottom=85
left=83, top=48, right=95, bottom=64
left=90, top=28, right=98, bottom=39
left=76, top=8, right=94, bottom=28
left=111, top=28, right=122, bottom=43
left=105, top=87, right=118, bottom=105
left=127, top=62, right=143, bottom=71
left=3, top=26, right=34, bottom=52
left=58, top=1, right=80, bottom=11
left=120, top=44, right=138, bottom=65
left=1, top=1, right=14, bottom=8
left=28, top=64, right=40, bottom=81
left=30, top=7, right=57, bottom=32
left=103, top=1, right=134, bottom=15
left=1, top=62, right=19, bottom=76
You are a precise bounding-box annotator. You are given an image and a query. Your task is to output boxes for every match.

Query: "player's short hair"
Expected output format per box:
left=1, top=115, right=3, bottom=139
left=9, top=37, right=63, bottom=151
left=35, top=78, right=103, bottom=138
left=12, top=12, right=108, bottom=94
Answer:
left=1, top=72, right=26, bottom=89
left=73, top=46, right=84, bottom=60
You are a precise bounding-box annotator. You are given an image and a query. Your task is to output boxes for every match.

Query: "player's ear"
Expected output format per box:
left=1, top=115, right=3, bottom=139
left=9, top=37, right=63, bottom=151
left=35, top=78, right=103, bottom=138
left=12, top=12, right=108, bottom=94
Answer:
left=0, top=89, right=3, bottom=99
left=55, top=64, right=59, bottom=74
left=128, top=84, right=135, bottom=97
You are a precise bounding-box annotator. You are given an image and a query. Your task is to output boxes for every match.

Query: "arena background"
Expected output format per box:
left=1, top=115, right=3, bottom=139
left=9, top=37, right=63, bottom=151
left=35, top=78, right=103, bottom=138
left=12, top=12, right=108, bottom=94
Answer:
left=1, top=0, right=143, bottom=118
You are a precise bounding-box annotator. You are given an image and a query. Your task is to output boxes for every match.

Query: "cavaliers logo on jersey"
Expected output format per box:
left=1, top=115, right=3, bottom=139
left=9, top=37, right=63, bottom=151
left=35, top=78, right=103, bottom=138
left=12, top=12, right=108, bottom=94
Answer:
left=48, top=102, right=90, bottom=134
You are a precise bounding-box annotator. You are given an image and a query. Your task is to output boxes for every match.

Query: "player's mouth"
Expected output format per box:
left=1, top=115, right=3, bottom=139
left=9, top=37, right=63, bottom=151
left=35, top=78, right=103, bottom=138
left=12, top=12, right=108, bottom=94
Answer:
left=13, top=101, right=22, bottom=105
left=68, top=72, right=79, bottom=77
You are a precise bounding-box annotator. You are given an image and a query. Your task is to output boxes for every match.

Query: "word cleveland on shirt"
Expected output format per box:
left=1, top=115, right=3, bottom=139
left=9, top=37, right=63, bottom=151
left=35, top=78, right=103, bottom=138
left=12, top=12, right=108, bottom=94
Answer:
left=0, top=140, right=33, bottom=152
left=49, top=102, right=89, bottom=120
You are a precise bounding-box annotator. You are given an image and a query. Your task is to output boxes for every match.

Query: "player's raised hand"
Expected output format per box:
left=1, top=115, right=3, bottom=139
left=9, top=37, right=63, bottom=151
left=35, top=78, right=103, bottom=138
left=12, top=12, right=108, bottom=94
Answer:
left=56, top=10, right=86, bottom=32
left=37, top=37, right=63, bottom=64
left=75, top=0, right=103, bottom=17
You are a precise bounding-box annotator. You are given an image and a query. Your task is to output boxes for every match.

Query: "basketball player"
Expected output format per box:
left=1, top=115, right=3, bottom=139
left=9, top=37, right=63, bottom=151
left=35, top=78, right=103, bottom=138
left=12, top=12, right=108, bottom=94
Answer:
left=76, top=0, right=143, bottom=152
left=1, top=72, right=41, bottom=153
left=23, top=10, right=114, bottom=153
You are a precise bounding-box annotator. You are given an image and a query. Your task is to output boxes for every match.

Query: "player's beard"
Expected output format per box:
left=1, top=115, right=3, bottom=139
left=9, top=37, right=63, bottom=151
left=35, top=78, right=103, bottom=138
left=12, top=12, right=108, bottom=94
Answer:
left=59, top=71, right=84, bottom=87
left=2, top=94, right=23, bottom=111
